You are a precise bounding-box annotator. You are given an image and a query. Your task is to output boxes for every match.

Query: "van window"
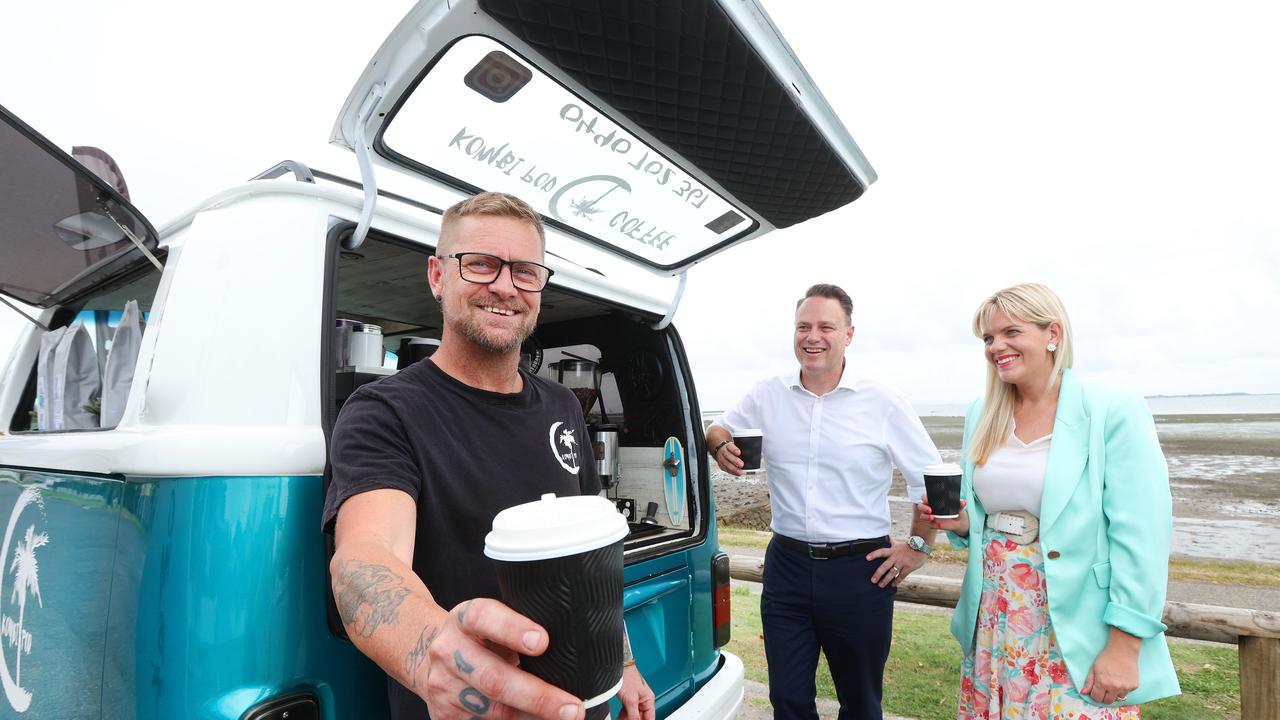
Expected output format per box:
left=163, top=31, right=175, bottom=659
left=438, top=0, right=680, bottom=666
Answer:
left=7, top=265, right=161, bottom=433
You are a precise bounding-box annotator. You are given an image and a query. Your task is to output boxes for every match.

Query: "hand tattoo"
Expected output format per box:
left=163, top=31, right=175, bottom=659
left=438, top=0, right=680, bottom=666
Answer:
left=457, top=599, right=474, bottom=626
left=334, top=560, right=410, bottom=638
left=459, top=687, right=491, bottom=715
left=454, top=649, right=476, bottom=674
left=404, top=623, right=439, bottom=689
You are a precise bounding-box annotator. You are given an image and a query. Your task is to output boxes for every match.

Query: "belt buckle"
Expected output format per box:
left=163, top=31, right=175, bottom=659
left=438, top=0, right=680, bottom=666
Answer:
left=807, top=543, right=832, bottom=560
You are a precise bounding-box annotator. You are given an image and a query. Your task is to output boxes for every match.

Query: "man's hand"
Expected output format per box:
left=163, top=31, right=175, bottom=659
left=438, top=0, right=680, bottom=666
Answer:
left=712, top=441, right=745, bottom=476
left=422, top=598, right=586, bottom=720
left=617, top=663, right=655, bottom=720
left=1081, top=628, right=1141, bottom=705
left=706, top=426, right=746, bottom=476
left=866, top=538, right=927, bottom=588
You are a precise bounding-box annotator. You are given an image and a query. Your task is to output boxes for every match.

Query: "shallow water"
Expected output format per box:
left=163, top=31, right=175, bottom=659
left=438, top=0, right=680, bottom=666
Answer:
left=914, top=414, right=1280, bottom=562
left=714, top=413, right=1280, bottom=561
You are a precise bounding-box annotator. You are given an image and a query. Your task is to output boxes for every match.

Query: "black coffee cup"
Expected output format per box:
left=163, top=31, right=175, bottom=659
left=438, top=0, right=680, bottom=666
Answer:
left=484, top=494, right=628, bottom=717
left=732, top=429, right=763, bottom=472
left=396, top=337, right=440, bottom=369
left=923, top=463, right=963, bottom=518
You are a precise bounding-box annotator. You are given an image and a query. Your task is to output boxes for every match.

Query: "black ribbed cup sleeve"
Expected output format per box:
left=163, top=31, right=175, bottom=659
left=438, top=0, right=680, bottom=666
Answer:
left=494, top=540, right=624, bottom=705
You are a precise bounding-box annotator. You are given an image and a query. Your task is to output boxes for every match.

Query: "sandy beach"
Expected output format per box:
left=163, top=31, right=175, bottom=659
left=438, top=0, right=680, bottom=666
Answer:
left=713, top=413, right=1280, bottom=564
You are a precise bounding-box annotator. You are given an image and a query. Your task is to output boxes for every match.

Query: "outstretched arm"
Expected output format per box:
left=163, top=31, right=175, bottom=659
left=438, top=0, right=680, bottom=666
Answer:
left=332, top=488, right=586, bottom=720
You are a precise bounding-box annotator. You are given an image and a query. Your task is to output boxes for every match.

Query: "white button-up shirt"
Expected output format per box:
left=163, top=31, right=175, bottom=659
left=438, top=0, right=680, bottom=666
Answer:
left=714, top=366, right=940, bottom=543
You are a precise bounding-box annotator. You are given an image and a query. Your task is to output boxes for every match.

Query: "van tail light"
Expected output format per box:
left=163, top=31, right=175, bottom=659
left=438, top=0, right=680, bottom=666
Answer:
left=712, top=551, right=731, bottom=647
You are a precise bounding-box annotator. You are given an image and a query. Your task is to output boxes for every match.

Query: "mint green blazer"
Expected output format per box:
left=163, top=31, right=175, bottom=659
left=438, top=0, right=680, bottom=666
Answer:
left=948, top=369, right=1181, bottom=705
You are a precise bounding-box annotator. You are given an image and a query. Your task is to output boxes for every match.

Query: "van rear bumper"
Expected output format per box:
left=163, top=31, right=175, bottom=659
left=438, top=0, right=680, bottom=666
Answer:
left=668, top=651, right=744, bottom=719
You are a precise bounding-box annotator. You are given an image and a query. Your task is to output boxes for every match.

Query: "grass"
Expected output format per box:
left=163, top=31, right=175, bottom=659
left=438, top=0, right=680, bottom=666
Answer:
left=717, top=525, right=1280, bottom=588
left=726, top=586, right=1241, bottom=719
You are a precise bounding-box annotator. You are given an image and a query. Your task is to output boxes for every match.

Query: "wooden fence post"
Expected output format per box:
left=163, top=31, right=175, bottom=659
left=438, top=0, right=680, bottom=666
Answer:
left=1239, top=635, right=1279, bottom=720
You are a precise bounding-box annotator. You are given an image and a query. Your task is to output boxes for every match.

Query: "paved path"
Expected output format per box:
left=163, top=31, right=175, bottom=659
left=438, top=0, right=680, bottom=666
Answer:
left=736, top=679, right=911, bottom=720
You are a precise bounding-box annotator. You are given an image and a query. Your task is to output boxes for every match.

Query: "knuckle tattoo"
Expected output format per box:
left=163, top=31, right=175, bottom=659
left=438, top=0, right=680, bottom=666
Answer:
left=459, top=686, right=491, bottom=715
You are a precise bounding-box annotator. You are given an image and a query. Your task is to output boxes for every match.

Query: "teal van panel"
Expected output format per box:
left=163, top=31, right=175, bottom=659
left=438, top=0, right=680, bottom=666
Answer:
left=0, top=467, right=123, bottom=718
left=101, top=475, right=386, bottom=719
left=619, top=528, right=724, bottom=718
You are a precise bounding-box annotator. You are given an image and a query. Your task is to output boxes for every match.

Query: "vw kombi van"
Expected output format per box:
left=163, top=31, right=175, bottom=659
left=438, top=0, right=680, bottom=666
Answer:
left=0, top=1, right=876, bottom=717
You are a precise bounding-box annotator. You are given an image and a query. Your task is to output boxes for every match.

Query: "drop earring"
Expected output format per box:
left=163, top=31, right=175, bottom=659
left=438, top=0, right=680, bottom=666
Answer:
left=1047, top=342, right=1058, bottom=352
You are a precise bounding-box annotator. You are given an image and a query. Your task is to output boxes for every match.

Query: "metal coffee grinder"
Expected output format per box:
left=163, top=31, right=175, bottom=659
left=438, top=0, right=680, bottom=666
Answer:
left=592, top=424, right=619, bottom=489
left=554, top=358, right=619, bottom=488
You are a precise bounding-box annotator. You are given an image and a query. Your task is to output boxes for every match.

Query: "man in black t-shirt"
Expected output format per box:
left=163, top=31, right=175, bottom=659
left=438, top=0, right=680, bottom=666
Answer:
left=323, top=192, right=654, bottom=720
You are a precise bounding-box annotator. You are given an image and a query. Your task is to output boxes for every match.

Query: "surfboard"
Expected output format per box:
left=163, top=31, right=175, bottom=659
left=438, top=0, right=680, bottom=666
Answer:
left=662, top=436, right=686, bottom=526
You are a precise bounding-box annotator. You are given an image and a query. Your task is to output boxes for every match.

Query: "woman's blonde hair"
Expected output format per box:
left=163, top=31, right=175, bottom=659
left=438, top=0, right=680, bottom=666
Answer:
left=968, top=283, right=1074, bottom=466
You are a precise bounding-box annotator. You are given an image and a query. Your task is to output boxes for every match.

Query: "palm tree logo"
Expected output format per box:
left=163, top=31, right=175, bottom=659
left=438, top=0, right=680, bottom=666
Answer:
left=1, top=486, right=48, bottom=712
left=8, top=526, right=48, bottom=681
left=547, top=422, right=581, bottom=474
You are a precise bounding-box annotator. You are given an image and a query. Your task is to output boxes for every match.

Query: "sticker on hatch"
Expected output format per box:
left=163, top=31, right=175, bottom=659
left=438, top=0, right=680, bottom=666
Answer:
left=382, top=35, right=752, bottom=265
left=1, top=487, right=48, bottom=713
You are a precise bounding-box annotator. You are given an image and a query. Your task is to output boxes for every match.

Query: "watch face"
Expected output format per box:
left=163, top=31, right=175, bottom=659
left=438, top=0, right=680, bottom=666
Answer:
left=907, top=537, right=922, bottom=551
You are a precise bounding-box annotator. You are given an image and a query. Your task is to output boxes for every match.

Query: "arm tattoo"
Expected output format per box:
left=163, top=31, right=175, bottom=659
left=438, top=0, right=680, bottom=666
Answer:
left=404, top=623, right=439, bottom=689
left=334, top=560, right=411, bottom=638
left=459, top=687, right=491, bottom=715
left=454, top=649, right=476, bottom=674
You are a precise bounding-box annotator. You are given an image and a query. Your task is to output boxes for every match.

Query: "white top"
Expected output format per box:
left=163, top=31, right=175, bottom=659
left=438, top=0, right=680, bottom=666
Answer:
left=714, top=366, right=940, bottom=542
left=972, top=429, right=1052, bottom=515
left=484, top=493, right=628, bottom=561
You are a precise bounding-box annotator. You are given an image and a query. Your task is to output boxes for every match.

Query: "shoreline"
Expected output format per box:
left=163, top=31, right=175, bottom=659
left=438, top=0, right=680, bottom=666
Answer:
left=710, top=412, right=1280, bottom=564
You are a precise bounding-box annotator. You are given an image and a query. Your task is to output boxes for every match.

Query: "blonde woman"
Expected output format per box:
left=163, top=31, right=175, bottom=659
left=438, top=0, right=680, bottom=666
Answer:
left=925, top=283, right=1180, bottom=718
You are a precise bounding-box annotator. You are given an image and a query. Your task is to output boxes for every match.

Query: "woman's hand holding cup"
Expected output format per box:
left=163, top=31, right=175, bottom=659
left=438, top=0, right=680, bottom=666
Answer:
left=921, top=493, right=969, bottom=535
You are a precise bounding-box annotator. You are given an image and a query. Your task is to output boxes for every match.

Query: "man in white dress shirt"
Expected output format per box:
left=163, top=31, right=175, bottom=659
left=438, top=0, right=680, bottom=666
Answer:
left=706, top=283, right=940, bottom=720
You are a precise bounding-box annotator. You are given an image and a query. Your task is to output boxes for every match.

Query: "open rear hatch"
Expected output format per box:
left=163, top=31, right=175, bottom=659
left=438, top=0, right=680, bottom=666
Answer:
left=0, top=104, right=160, bottom=315
left=332, top=0, right=877, bottom=275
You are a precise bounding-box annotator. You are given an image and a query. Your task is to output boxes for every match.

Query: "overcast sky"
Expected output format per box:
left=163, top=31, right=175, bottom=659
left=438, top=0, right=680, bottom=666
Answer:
left=3, top=1, right=1278, bottom=410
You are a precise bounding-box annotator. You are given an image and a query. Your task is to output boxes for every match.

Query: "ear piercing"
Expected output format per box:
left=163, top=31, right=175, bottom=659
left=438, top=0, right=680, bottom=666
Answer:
left=434, top=294, right=443, bottom=302
left=1047, top=342, right=1058, bottom=352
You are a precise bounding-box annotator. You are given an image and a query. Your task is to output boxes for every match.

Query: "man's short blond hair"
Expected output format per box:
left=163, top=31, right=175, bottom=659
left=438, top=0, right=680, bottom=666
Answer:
left=438, top=191, right=546, bottom=255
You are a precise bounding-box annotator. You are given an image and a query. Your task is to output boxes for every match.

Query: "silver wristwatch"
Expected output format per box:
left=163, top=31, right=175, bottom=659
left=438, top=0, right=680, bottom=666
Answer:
left=907, top=535, right=932, bottom=557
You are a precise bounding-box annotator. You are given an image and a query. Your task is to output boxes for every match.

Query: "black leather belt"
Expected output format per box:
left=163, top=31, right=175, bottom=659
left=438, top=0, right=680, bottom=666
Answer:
left=773, top=533, right=890, bottom=560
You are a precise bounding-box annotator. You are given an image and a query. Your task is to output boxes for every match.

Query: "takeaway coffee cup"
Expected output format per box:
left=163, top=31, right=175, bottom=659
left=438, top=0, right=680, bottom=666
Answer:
left=732, top=429, right=764, bottom=473
left=484, top=493, right=628, bottom=718
left=924, top=462, right=963, bottom=519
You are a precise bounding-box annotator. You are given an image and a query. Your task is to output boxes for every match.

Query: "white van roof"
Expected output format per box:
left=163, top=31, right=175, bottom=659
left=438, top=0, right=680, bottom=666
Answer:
left=331, top=0, right=876, bottom=276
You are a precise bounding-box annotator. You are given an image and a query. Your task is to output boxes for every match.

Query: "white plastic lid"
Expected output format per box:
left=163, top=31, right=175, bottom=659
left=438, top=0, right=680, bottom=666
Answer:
left=924, top=462, right=961, bottom=476
left=732, top=428, right=763, bottom=437
left=484, top=493, right=628, bottom=562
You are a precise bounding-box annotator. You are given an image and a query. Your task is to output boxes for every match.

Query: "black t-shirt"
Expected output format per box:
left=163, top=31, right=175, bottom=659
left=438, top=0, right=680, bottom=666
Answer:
left=323, top=359, right=600, bottom=719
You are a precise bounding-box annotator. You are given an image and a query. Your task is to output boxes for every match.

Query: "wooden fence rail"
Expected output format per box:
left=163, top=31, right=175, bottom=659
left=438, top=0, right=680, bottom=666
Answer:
left=728, top=555, right=1280, bottom=719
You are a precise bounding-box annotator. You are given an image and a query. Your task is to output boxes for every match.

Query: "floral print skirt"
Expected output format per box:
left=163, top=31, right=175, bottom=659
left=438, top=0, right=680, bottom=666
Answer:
left=957, top=527, right=1140, bottom=720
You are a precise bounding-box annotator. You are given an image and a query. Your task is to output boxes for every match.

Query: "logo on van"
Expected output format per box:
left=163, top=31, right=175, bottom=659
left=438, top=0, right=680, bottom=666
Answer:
left=548, top=421, right=581, bottom=474
left=1, top=487, right=48, bottom=713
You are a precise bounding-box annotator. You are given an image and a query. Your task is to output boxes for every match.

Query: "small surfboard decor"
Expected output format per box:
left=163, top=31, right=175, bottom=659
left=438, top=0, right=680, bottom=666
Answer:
left=662, top=436, right=686, bottom=526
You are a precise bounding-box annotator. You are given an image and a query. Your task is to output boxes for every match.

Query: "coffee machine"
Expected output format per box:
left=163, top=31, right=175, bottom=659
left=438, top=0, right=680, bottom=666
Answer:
left=552, top=358, right=619, bottom=489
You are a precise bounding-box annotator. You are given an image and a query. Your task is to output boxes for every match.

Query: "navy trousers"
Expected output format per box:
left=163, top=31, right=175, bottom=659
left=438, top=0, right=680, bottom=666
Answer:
left=760, top=537, right=895, bottom=720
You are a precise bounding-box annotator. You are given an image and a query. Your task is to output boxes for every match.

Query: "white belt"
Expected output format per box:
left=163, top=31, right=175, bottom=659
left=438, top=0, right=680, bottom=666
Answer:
left=985, top=510, right=1040, bottom=543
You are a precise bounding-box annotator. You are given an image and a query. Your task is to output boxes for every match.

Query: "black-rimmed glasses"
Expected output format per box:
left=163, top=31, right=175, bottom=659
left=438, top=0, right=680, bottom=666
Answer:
left=439, top=252, right=554, bottom=292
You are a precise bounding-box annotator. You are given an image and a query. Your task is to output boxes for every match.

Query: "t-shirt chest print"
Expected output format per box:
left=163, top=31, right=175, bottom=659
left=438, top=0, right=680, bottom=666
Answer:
left=548, top=420, right=581, bottom=474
